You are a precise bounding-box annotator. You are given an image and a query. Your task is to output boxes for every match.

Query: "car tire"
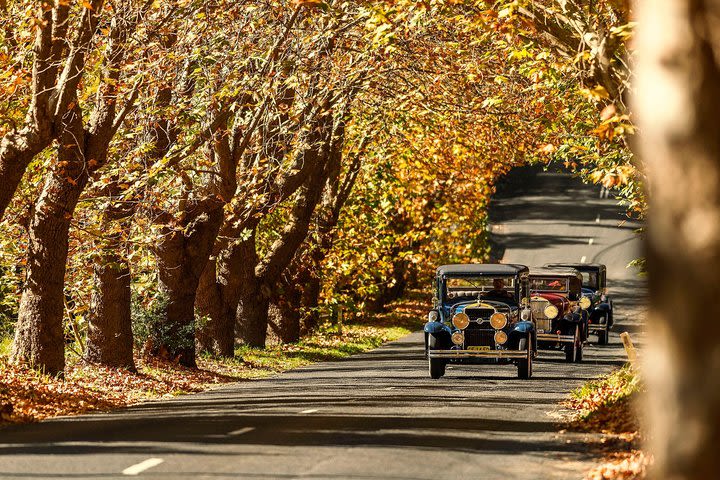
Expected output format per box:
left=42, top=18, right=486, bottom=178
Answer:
left=565, top=326, right=579, bottom=362
left=429, top=357, right=445, bottom=379
left=424, top=332, right=429, bottom=358
left=598, top=327, right=609, bottom=345
left=517, top=335, right=533, bottom=379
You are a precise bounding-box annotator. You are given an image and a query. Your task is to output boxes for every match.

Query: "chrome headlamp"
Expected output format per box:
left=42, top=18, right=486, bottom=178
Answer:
left=490, top=312, right=507, bottom=329
left=544, top=304, right=559, bottom=319
left=428, top=310, right=439, bottom=322
left=494, top=330, right=508, bottom=344
left=579, top=296, right=591, bottom=309
left=452, top=312, right=470, bottom=330
left=451, top=331, right=464, bottom=345
left=520, top=308, right=531, bottom=322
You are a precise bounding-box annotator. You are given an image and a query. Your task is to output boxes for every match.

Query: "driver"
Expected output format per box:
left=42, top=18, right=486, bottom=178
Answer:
left=483, top=278, right=514, bottom=301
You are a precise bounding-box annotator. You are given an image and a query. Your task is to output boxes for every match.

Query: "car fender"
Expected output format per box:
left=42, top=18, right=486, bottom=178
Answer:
left=424, top=321, right=451, bottom=336
left=595, top=302, right=612, bottom=313
left=512, top=320, right=535, bottom=334
left=508, top=321, right=535, bottom=350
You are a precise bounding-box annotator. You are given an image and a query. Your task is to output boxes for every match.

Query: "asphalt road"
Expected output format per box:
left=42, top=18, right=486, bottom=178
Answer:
left=0, top=166, right=646, bottom=479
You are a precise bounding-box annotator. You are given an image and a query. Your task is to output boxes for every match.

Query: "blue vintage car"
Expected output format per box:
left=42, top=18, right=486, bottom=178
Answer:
left=424, top=264, right=537, bottom=379
left=545, top=263, right=613, bottom=344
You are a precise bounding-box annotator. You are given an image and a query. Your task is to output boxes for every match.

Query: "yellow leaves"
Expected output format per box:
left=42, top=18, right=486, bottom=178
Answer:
left=588, top=165, right=636, bottom=189
left=581, top=85, right=610, bottom=101
left=539, top=143, right=556, bottom=155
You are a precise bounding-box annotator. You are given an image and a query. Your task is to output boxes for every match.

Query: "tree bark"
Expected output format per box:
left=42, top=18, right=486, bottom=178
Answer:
left=635, top=1, right=720, bottom=478
left=11, top=105, right=88, bottom=376
left=86, top=245, right=135, bottom=370
left=153, top=201, right=225, bottom=367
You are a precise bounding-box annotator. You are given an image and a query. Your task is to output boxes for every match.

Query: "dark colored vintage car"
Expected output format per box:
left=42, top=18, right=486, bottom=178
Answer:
left=528, top=268, right=589, bottom=362
left=545, top=263, right=613, bottom=344
left=423, top=264, right=536, bottom=379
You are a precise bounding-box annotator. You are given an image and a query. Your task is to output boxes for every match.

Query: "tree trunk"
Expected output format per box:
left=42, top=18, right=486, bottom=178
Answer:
left=0, top=127, right=52, bottom=220
left=11, top=107, right=87, bottom=376
left=154, top=201, right=225, bottom=367
left=236, top=280, right=270, bottom=348
left=86, top=247, right=135, bottom=370
left=268, top=283, right=302, bottom=344
left=195, top=257, right=235, bottom=357
left=635, top=1, right=720, bottom=478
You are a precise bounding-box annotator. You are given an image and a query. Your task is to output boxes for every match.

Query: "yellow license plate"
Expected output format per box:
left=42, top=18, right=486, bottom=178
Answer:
left=468, top=346, right=491, bottom=351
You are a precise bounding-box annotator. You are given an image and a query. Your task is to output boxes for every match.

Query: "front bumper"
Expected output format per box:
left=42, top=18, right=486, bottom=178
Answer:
left=428, top=349, right=530, bottom=359
left=537, top=333, right=575, bottom=343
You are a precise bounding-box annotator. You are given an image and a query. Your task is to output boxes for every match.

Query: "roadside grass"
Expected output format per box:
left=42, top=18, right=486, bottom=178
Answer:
left=563, top=364, right=652, bottom=479
left=1, top=294, right=426, bottom=426
left=0, top=335, right=11, bottom=358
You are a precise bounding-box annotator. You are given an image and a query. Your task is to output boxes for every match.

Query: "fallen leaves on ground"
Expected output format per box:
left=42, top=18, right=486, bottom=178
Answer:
left=0, top=296, right=426, bottom=427
left=585, top=450, right=653, bottom=480
left=563, top=364, right=652, bottom=479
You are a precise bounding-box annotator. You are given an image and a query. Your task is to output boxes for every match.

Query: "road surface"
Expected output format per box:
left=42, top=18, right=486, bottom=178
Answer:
left=0, top=166, right=646, bottom=479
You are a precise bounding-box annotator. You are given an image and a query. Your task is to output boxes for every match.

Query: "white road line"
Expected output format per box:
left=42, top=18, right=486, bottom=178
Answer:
left=580, top=256, right=587, bottom=263
left=300, top=409, right=319, bottom=414
left=595, top=214, right=601, bottom=223
left=588, top=238, right=594, bottom=245
left=384, top=387, right=395, bottom=390
left=122, top=458, right=164, bottom=476
left=228, top=427, right=255, bottom=436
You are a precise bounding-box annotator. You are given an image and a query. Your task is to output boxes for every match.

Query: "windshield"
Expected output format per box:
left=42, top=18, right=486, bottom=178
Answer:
left=529, top=277, right=568, bottom=293
left=443, top=276, right=516, bottom=302
left=580, top=271, right=599, bottom=290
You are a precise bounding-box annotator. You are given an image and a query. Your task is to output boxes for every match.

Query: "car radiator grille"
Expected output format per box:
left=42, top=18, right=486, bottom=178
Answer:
left=530, top=300, right=552, bottom=332
left=464, top=324, right=495, bottom=348
left=464, top=308, right=494, bottom=321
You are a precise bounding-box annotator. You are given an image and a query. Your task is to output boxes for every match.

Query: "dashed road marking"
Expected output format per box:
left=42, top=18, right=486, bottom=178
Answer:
left=228, top=427, right=255, bottom=436
left=384, top=387, right=395, bottom=390
left=300, top=409, right=319, bottom=414
left=588, top=238, right=594, bottom=245
left=122, top=458, right=164, bottom=476
left=580, top=256, right=587, bottom=263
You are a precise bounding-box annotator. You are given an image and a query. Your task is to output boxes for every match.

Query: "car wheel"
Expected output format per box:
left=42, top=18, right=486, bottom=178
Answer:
left=517, top=335, right=533, bottom=379
left=429, top=357, right=445, bottom=379
left=424, top=332, right=429, bottom=358
left=598, top=323, right=609, bottom=345
left=565, top=326, right=579, bottom=362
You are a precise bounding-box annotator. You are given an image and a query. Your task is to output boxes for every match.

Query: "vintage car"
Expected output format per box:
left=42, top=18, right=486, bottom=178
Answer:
left=545, top=263, right=613, bottom=344
left=423, top=264, right=536, bottom=379
left=528, top=268, right=589, bottom=362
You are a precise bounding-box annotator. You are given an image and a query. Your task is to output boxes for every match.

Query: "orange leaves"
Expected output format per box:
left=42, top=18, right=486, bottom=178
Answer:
left=585, top=450, right=652, bottom=480
left=0, top=356, right=237, bottom=425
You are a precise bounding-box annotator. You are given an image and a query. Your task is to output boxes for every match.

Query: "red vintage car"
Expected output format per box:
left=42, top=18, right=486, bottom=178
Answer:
left=528, top=268, right=589, bottom=362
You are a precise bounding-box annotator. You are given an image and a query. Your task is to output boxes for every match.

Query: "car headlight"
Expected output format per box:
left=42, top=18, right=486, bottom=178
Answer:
left=451, top=331, right=464, bottom=345
left=490, top=312, right=507, bottom=329
left=494, top=330, right=508, bottom=344
left=520, top=308, right=531, bottom=322
left=579, top=296, right=591, bottom=309
left=428, top=310, right=439, bottom=322
left=544, top=304, right=559, bottom=319
left=452, top=312, right=470, bottom=330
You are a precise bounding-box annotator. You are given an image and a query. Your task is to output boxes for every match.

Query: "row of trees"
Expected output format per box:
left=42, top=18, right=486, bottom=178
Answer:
left=0, top=0, right=629, bottom=377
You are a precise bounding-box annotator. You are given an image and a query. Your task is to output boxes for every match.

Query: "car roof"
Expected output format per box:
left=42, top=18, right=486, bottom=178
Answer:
left=544, top=262, right=606, bottom=271
left=529, top=267, right=582, bottom=279
left=436, top=264, right=529, bottom=276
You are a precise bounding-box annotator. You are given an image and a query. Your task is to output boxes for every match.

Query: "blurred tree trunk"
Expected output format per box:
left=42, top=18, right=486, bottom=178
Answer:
left=635, top=1, right=720, bottom=478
